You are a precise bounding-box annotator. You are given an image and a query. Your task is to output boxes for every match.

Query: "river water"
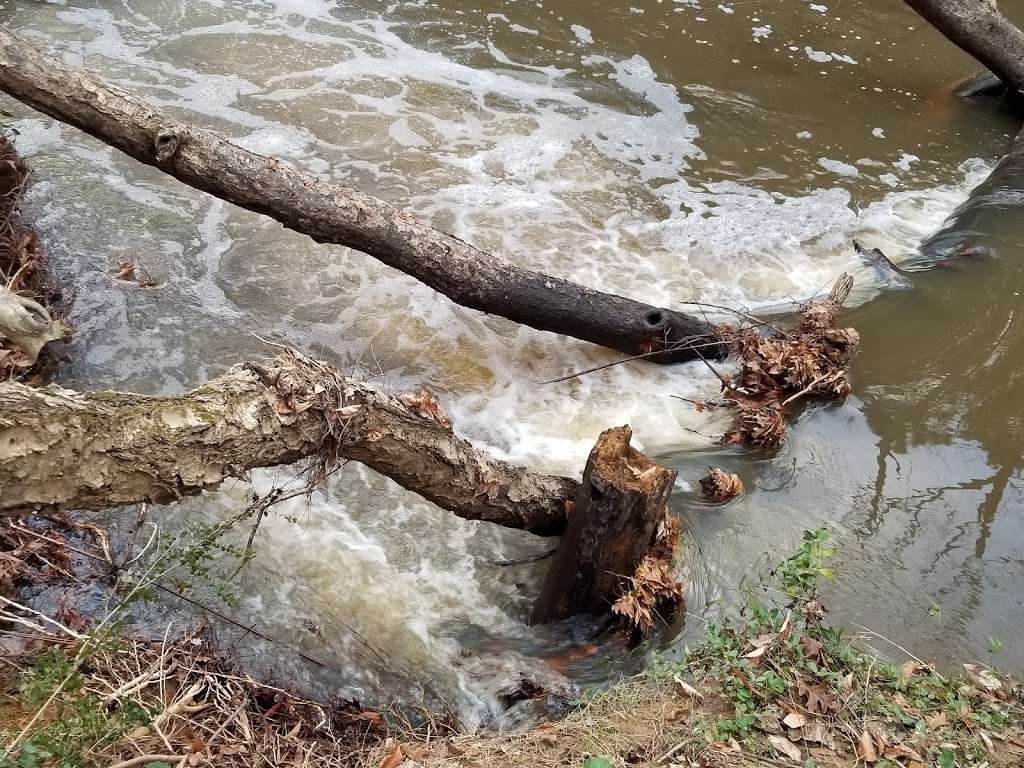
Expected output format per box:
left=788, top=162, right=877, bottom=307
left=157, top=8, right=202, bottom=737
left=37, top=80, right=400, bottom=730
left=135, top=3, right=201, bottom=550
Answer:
left=2, top=0, right=1022, bottom=727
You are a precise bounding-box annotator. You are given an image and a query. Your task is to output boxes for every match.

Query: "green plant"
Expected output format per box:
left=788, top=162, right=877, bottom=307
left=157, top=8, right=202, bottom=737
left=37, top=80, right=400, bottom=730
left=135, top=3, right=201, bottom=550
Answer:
left=772, top=527, right=835, bottom=596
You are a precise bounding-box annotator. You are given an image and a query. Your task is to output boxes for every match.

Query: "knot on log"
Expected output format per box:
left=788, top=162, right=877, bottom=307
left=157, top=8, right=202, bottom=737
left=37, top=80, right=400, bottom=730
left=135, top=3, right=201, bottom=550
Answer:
left=154, top=128, right=182, bottom=162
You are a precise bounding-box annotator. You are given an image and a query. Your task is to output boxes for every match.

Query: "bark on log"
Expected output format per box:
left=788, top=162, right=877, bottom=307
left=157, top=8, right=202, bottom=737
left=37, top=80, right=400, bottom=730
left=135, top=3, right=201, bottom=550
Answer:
left=532, top=425, right=676, bottom=623
left=0, top=350, right=577, bottom=534
left=902, top=0, right=1024, bottom=93
left=0, top=26, right=720, bottom=365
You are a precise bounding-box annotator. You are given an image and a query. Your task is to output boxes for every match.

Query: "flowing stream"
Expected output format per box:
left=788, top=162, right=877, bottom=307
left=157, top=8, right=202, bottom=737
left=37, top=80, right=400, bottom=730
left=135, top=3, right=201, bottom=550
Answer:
left=3, top=0, right=1023, bottom=728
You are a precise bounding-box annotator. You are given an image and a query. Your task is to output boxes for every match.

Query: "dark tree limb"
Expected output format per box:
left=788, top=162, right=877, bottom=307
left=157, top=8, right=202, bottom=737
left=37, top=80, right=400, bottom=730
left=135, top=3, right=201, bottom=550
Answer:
left=0, top=26, right=721, bottom=364
left=0, top=350, right=577, bottom=534
left=902, top=0, right=1024, bottom=93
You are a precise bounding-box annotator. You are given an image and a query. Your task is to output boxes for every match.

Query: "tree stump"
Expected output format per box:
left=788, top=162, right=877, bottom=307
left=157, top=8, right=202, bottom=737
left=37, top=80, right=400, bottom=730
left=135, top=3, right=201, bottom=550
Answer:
left=532, top=426, right=676, bottom=624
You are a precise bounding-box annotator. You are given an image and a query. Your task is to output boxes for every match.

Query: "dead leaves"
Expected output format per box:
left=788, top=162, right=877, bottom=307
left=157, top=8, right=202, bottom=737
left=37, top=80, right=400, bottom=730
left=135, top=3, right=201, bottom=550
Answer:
left=698, top=273, right=858, bottom=448
left=112, top=258, right=157, bottom=287
left=611, top=556, right=684, bottom=632
left=796, top=678, right=839, bottom=716
left=768, top=734, right=803, bottom=762
left=398, top=391, right=451, bottom=429
left=699, top=466, right=743, bottom=501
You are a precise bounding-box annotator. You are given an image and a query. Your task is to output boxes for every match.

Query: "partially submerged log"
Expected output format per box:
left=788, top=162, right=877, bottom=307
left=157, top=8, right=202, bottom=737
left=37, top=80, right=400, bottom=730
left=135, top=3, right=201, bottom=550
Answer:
left=0, top=348, right=577, bottom=534
left=902, top=0, right=1024, bottom=93
left=0, top=26, right=721, bottom=364
left=532, top=426, right=678, bottom=625
left=918, top=125, right=1024, bottom=262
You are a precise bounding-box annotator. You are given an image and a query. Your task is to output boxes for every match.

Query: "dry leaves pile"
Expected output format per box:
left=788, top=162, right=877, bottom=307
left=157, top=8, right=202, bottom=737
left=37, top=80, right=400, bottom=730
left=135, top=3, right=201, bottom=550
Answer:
left=693, top=274, right=859, bottom=448
left=0, top=134, right=64, bottom=380
left=247, top=347, right=452, bottom=483
left=699, top=467, right=743, bottom=501
left=686, top=599, right=1023, bottom=768
left=612, top=515, right=684, bottom=633
left=0, top=627, right=389, bottom=768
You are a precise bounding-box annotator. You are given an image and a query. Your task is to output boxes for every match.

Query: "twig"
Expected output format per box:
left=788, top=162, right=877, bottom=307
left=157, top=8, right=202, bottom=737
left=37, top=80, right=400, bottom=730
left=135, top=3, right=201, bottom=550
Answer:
left=106, top=755, right=184, bottom=768
left=538, top=338, right=722, bottom=385
left=678, top=299, right=792, bottom=338
left=490, top=548, right=557, bottom=567
left=780, top=371, right=836, bottom=406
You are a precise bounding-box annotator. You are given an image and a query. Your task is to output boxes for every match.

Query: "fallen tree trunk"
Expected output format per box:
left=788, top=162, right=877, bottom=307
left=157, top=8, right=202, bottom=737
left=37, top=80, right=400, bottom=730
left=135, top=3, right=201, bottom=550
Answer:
left=532, top=425, right=677, bottom=624
left=0, top=349, right=577, bottom=534
left=0, top=27, right=720, bottom=365
left=902, top=0, right=1024, bottom=93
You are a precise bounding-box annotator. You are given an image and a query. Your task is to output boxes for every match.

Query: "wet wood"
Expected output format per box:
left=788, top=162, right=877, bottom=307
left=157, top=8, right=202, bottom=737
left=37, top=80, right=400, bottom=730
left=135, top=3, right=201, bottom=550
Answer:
left=902, top=0, right=1024, bottom=93
left=532, top=425, right=676, bottom=623
left=0, top=351, right=578, bottom=534
left=919, top=124, right=1024, bottom=261
left=0, top=26, right=721, bottom=365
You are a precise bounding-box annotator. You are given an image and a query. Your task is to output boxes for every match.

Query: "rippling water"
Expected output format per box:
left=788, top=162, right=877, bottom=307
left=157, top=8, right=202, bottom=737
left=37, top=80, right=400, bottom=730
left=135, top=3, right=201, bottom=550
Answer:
left=3, top=0, right=1022, bottom=727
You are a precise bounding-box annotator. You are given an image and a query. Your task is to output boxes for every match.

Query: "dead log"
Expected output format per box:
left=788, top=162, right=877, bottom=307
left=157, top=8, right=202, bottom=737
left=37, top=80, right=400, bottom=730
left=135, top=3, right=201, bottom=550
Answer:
left=902, top=0, right=1024, bottom=93
left=0, top=349, right=577, bottom=534
left=0, top=27, right=720, bottom=365
left=531, top=425, right=677, bottom=624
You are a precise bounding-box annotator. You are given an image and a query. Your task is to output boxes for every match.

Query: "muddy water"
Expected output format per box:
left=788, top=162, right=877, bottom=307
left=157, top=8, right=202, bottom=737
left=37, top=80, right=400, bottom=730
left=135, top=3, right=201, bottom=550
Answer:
left=3, top=0, right=1023, bottom=725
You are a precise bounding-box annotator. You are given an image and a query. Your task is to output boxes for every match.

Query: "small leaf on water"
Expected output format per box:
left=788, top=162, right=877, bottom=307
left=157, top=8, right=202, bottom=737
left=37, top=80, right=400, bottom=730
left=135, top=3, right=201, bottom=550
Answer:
left=582, top=758, right=613, bottom=768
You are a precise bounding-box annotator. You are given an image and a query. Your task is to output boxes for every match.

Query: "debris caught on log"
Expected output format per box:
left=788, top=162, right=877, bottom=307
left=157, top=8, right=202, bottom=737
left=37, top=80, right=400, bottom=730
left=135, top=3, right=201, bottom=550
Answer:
left=688, top=274, right=858, bottom=448
left=0, top=346, right=577, bottom=534
left=0, top=134, right=65, bottom=378
left=699, top=467, right=744, bottom=501
left=532, top=426, right=681, bottom=630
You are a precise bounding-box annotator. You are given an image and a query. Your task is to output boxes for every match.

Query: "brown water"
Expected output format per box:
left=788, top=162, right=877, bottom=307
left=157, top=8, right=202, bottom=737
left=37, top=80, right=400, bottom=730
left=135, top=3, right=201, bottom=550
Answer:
left=2, top=0, right=1022, bottom=726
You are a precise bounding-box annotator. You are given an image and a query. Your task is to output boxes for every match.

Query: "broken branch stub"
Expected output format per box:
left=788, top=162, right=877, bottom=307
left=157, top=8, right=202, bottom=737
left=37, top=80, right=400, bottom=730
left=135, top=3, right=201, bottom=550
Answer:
left=0, top=349, right=576, bottom=534
left=532, top=425, right=679, bottom=625
left=0, top=26, right=721, bottom=364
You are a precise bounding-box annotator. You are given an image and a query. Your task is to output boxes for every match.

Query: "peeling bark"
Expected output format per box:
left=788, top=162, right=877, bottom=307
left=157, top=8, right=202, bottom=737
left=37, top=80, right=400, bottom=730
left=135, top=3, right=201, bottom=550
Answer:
left=0, top=351, right=577, bottom=534
left=0, top=26, right=721, bottom=364
left=531, top=426, right=676, bottom=623
left=902, top=0, right=1024, bottom=93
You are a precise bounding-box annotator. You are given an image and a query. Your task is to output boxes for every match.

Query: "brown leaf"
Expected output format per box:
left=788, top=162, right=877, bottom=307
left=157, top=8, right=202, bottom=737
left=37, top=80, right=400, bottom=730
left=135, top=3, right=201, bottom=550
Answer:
left=926, top=711, right=948, bottom=730
left=963, top=664, right=1003, bottom=694
left=699, top=466, right=743, bottom=501
left=900, top=660, right=928, bottom=685
left=797, top=679, right=839, bottom=715
left=800, top=635, right=824, bottom=663
left=856, top=730, right=878, bottom=763
left=379, top=743, right=404, bottom=768
left=114, top=261, right=135, bottom=280
left=768, top=735, right=802, bottom=762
